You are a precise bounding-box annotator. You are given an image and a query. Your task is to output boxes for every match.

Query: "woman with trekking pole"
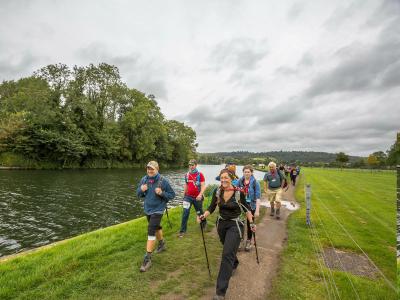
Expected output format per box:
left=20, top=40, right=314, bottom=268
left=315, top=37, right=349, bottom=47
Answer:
left=197, top=168, right=256, bottom=300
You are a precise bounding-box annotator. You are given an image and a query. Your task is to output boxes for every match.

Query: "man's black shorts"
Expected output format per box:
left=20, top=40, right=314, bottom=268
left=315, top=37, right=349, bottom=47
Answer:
left=146, top=213, right=163, bottom=236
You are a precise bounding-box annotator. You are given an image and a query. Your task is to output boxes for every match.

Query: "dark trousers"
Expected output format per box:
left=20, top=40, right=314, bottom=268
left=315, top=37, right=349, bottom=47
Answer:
left=216, top=220, right=243, bottom=296
left=179, top=195, right=205, bottom=233
left=246, top=209, right=255, bottom=240
left=291, top=175, right=297, bottom=185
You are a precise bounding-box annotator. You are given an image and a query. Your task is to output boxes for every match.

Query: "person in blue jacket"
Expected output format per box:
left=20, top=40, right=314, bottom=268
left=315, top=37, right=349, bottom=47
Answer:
left=238, top=165, right=261, bottom=251
left=137, top=160, right=176, bottom=272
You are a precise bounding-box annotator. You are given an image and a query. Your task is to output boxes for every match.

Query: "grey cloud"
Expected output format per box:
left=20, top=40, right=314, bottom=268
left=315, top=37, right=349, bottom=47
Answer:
left=274, top=66, right=298, bottom=76
left=380, top=61, right=400, bottom=88
left=298, top=53, right=313, bottom=67
left=76, top=43, right=168, bottom=99
left=305, top=17, right=400, bottom=98
left=365, top=0, right=400, bottom=27
left=324, top=1, right=365, bottom=30
left=176, top=93, right=269, bottom=135
left=254, top=96, right=306, bottom=126
left=197, top=123, right=395, bottom=155
left=0, top=52, right=40, bottom=81
left=223, top=90, right=400, bottom=155
left=209, top=38, right=268, bottom=76
left=77, top=43, right=140, bottom=70
left=287, top=2, right=306, bottom=20
left=274, top=52, right=314, bottom=77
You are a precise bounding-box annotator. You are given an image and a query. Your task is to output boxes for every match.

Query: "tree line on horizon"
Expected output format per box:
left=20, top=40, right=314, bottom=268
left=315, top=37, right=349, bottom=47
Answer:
left=198, top=144, right=399, bottom=169
left=0, top=63, right=197, bottom=168
left=197, top=150, right=359, bottom=166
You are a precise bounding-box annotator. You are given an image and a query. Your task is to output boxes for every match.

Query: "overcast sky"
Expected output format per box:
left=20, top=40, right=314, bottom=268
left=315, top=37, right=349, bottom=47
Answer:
left=1, top=0, right=399, bottom=156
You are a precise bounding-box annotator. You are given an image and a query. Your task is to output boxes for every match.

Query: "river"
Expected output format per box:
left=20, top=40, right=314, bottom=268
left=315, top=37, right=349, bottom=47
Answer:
left=0, top=164, right=266, bottom=257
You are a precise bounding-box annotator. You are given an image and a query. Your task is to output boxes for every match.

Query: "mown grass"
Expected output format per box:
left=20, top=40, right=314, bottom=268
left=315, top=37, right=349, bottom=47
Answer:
left=270, top=168, right=397, bottom=299
left=0, top=203, right=222, bottom=300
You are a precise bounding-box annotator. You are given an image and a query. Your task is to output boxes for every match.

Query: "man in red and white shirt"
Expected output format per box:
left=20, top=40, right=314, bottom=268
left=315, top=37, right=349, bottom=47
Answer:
left=178, top=159, right=206, bottom=237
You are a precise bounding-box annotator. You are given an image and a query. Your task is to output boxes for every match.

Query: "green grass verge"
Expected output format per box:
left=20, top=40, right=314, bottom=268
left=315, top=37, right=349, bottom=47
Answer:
left=269, top=168, right=397, bottom=299
left=0, top=202, right=222, bottom=300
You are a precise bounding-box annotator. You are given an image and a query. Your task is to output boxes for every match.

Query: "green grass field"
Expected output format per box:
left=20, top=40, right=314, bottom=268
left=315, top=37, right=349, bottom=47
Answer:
left=270, top=168, right=397, bottom=300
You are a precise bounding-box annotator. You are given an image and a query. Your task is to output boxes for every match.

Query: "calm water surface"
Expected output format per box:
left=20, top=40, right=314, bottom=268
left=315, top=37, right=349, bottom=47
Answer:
left=0, top=164, right=265, bottom=257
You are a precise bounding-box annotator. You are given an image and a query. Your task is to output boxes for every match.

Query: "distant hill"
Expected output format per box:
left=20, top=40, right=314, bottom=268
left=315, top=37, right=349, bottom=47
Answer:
left=197, top=151, right=363, bottom=164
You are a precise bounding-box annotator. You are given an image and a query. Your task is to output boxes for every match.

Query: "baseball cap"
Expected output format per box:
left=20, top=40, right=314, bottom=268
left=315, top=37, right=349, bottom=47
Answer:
left=146, top=161, right=159, bottom=170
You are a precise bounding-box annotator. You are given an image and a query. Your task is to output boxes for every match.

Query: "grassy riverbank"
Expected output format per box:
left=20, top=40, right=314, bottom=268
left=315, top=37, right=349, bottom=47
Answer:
left=269, top=168, right=397, bottom=299
left=0, top=204, right=222, bottom=300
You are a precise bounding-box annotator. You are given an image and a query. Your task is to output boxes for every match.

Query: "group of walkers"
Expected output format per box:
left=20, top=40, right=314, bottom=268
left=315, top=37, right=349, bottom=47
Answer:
left=281, top=164, right=300, bottom=186
left=136, top=159, right=295, bottom=299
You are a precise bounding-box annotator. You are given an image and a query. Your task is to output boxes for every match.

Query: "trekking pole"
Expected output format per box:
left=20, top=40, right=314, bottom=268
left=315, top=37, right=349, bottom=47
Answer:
left=158, top=177, right=172, bottom=229
left=165, top=206, right=172, bottom=229
left=197, top=211, right=211, bottom=278
left=252, top=218, right=260, bottom=265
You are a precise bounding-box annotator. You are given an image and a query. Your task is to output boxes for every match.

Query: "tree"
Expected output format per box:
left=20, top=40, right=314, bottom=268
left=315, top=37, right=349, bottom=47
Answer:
left=165, top=120, right=197, bottom=165
left=336, top=152, right=349, bottom=169
left=0, top=63, right=198, bottom=168
left=350, top=158, right=366, bottom=168
left=34, top=63, right=71, bottom=108
left=371, top=151, right=387, bottom=167
left=386, top=133, right=400, bottom=166
left=367, top=154, right=378, bottom=169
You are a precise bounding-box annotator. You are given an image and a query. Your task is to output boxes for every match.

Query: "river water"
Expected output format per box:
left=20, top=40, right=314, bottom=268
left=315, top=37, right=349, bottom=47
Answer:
left=0, top=165, right=266, bottom=257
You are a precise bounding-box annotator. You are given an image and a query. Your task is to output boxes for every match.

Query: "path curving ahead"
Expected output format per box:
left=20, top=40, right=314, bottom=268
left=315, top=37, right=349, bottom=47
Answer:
left=201, top=184, right=299, bottom=300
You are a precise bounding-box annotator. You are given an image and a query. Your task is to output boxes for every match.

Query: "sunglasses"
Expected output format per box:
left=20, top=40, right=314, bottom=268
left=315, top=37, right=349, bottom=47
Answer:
left=188, top=164, right=195, bottom=166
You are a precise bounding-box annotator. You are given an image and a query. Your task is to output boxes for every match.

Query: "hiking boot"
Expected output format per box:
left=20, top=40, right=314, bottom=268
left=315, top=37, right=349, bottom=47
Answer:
left=212, top=295, right=225, bottom=300
left=270, top=207, right=275, bottom=216
left=245, top=239, right=251, bottom=252
left=155, top=240, right=166, bottom=253
left=139, top=255, right=152, bottom=272
left=177, top=232, right=185, bottom=238
left=276, top=208, right=280, bottom=220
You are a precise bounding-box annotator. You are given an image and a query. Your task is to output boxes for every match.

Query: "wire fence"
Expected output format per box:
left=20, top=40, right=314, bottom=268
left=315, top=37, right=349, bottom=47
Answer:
left=304, top=178, right=397, bottom=298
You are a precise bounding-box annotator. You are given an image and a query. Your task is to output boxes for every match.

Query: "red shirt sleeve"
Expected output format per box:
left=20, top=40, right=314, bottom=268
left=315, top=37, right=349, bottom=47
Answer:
left=200, top=172, right=205, bottom=182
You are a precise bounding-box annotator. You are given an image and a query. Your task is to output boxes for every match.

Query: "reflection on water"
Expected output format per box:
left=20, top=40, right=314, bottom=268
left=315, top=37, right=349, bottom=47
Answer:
left=0, top=165, right=265, bottom=257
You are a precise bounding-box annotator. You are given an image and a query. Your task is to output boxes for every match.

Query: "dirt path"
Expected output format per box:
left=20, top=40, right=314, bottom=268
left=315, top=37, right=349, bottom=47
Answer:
left=200, top=184, right=299, bottom=300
